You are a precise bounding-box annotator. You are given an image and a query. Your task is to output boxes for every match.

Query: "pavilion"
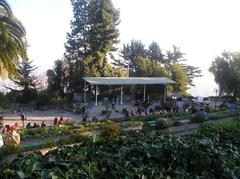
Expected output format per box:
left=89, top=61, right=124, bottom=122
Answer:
left=83, top=77, right=176, bottom=106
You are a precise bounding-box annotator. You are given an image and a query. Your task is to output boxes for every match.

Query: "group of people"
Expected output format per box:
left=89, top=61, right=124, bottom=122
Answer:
left=0, top=123, right=20, bottom=146
left=54, top=116, right=68, bottom=126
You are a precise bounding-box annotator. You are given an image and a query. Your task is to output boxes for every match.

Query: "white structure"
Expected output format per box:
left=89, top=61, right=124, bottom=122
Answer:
left=83, top=77, right=176, bottom=106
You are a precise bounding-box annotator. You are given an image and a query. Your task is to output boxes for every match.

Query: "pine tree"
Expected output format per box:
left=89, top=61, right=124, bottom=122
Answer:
left=9, top=60, right=38, bottom=103
left=47, top=59, right=67, bottom=98
left=64, top=0, right=120, bottom=94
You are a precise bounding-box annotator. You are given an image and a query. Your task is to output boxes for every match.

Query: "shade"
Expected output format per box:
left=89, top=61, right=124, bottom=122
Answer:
left=83, top=77, right=176, bottom=85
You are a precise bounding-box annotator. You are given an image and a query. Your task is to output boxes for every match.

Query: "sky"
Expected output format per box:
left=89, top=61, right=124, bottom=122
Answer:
left=6, top=0, right=240, bottom=96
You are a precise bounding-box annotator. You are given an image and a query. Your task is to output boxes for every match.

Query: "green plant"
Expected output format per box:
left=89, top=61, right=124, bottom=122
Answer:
left=191, top=113, right=208, bottom=123
left=101, top=124, right=122, bottom=137
left=0, top=144, right=22, bottom=160
left=155, top=118, right=169, bottom=129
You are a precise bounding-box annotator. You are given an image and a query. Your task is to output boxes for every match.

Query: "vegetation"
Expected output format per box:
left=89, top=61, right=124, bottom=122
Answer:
left=64, top=0, right=120, bottom=95
left=1, top=122, right=240, bottom=178
left=7, top=60, right=39, bottom=103
left=0, top=0, right=27, bottom=78
left=209, top=51, right=240, bottom=100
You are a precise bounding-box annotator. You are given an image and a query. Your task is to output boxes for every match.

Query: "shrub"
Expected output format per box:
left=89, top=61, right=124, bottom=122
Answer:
left=101, top=124, right=122, bottom=137
left=0, top=144, right=22, bottom=160
left=205, top=106, right=211, bottom=113
left=191, top=113, right=208, bottom=123
left=155, top=118, right=169, bottom=130
left=36, top=91, right=52, bottom=108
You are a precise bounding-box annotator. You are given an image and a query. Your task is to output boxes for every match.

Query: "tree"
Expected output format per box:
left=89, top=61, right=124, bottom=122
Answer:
left=170, top=63, right=188, bottom=94
left=113, top=40, right=146, bottom=76
left=135, top=57, right=169, bottom=77
left=47, top=59, right=67, bottom=98
left=0, top=0, right=27, bottom=78
left=86, top=0, right=120, bottom=76
left=209, top=51, right=240, bottom=99
left=65, top=0, right=120, bottom=94
left=8, top=60, right=38, bottom=103
left=165, top=45, right=202, bottom=86
left=147, top=41, right=164, bottom=64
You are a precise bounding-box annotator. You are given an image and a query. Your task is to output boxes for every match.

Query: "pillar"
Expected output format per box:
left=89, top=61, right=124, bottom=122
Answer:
left=84, top=81, right=86, bottom=103
left=120, top=85, right=123, bottom=105
left=143, top=84, right=146, bottom=101
left=164, top=84, right=167, bottom=102
left=95, top=85, right=98, bottom=106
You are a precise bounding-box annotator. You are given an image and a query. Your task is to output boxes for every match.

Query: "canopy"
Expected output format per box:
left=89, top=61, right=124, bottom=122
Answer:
left=83, top=77, right=176, bottom=85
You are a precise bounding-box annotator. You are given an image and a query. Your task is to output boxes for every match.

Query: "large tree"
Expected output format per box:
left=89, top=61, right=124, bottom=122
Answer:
left=209, top=51, right=240, bottom=99
left=7, top=60, right=38, bottom=103
left=47, top=59, right=67, bottom=98
left=0, top=0, right=27, bottom=78
left=65, top=0, right=120, bottom=94
left=113, top=40, right=146, bottom=75
left=165, top=45, right=202, bottom=86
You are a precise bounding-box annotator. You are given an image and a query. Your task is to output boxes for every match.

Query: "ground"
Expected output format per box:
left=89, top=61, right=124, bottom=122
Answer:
left=1, top=104, right=137, bottom=128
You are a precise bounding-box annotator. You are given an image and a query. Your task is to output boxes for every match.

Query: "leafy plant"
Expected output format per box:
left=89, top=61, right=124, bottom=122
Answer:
left=101, top=124, right=122, bottom=138
left=155, top=118, right=169, bottom=129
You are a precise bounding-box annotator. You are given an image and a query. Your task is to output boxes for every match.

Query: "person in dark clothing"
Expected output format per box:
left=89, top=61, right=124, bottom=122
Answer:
left=54, top=117, right=58, bottom=126
left=111, top=98, right=116, bottom=110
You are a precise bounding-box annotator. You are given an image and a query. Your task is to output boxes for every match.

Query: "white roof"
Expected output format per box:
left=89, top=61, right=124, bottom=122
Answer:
left=83, top=77, right=176, bottom=85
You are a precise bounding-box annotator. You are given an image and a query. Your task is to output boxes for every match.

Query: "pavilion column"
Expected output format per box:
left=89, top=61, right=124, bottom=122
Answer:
left=143, top=84, right=146, bottom=101
left=95, top=85, right=98, bottom=106
left=120, top=85, right=123, bottom=105
left=84, top=81, right=86, bottom=103
left=164, top=84, right=167, bottom=102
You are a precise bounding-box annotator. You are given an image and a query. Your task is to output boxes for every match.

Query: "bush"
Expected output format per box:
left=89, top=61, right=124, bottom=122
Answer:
left=0, top=144, right=22, bottom=160
left=155, top=118, right=169, bottom=130
left=36, top=91, right=52, bottom=108
left=191, top=113, right=208, bottom=123
left=101, top=124, right=122, bottom=137
left=205, top=106, right=211, bottom=113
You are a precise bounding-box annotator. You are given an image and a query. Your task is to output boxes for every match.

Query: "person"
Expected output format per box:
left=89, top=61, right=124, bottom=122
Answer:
left=54, top=117, right=58, bottom=126
left=190, top=105, right=198, bottom=114
left=20, top=113, right=25, bottom=128
left=10, top=123, right=18, bottom=132
left=149, top=108, right=154, bottom=115
left=0, top=134, right=3, bottom=147
left=2, top=125, right=8, bottom=134
left=58, top=116, right=64, bottom=126
left=111, top=98, right=116, bottom=110
left=41, top=121, right=46, bottom=127
left=81, top=105, right=86, bottom=117
left=92, top=116, right=97, bottom=122
left=106, top=111, right=112, bottom=119
left=9, top=129, right=20, bottom=145
left=26, top=122, right=31, bottom=129
left=130, top=110, right=135, bottom=117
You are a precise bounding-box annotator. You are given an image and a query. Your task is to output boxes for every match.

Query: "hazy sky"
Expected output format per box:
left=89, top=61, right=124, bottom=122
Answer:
left=7, top=0, right=240, bottom=96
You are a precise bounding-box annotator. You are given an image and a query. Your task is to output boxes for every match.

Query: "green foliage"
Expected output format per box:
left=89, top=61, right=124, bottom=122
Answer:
left=0, top=144, right=22, bottom=161
left=191, top=113, right=208, bottom=123
left=35, top=90, right=52, bottom=108
left=64, top=0, right=120, bottom=94
left=101, top=124, right=122, bottom=138
left=209, top=51, right=240, bottom=99
left=0, top=0, right=27, bottom=78
left=1, top=124, right=240, bottom=178
left=170, top=63, right=188, bottom=94
left=47, top=59, right=67, bottom=98
left=9, top=60, right=38, bottom=104
left=155, top=118, right=169, bottom=129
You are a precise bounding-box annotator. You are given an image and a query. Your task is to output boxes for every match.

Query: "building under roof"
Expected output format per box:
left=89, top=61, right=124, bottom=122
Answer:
left=82, top=77, right=176, bottom=105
